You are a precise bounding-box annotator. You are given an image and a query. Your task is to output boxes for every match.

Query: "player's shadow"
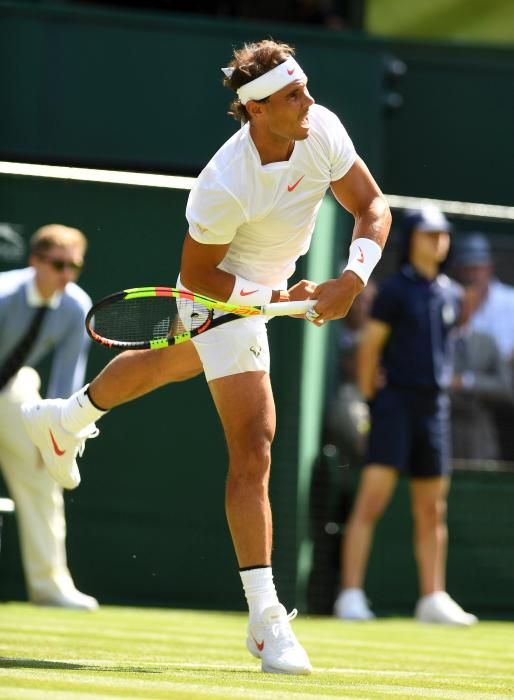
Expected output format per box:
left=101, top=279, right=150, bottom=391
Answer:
left=0, top=657, right=161, bottom=673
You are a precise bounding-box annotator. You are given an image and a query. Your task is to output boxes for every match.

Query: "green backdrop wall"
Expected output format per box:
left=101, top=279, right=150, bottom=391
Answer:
left=0, top=172, right=345, bottom=612
left=1, top=0, right=513, bottom=616
left=382, top=40, right=514, bottom=205
left=0, top=1, right=384, bottom=176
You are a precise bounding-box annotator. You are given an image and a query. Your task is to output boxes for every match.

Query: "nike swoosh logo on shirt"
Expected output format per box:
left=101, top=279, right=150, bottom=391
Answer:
left=49, top=429, right=66, bottom=456
left=288, top=175, right=305, bottom=192
left=240, top=289, right=259, bottom=296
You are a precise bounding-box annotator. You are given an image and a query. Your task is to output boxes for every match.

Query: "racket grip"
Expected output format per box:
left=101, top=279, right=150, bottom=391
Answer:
left=262, top=300, right=316, bottom=316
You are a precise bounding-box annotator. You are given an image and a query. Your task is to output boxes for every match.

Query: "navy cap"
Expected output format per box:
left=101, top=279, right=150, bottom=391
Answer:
left=452, top=232, right=492, bottom=266
left=402, top=206, right=451, bottom=235
left=398, top=206, right=451, bottom=267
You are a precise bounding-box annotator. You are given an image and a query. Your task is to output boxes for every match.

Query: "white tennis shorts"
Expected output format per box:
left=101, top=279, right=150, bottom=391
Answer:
left=176, top=276, right=271, bottom=381
left=193, top=315, right=270, bottom=381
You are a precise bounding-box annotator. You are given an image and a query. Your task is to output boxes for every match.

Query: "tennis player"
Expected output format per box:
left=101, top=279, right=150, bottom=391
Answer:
left=22, top=40, right=391, bottom=673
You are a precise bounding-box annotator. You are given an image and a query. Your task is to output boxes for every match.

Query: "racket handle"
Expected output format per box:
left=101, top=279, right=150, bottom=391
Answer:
left=261, top=300, right=316, bottom=317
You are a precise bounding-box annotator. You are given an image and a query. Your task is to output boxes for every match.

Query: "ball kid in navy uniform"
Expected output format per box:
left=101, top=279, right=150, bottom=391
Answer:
left=334, top=206, right=478, bottom=625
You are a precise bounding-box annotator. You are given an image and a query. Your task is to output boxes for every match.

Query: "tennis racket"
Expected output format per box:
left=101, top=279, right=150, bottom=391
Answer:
left=85, top=286, right=316, bottom=350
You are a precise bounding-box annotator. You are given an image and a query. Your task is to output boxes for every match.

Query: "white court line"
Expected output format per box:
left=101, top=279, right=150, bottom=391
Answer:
left=1, top=161, right=513, bottom=220
left=0, top=161, right=194, bottom=190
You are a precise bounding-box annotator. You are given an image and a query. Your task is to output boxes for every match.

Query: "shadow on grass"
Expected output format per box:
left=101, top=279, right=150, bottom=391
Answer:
left=0, top=657, right=161, bottom=674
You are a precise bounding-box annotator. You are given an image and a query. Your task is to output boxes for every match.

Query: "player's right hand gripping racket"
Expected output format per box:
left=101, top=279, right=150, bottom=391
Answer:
left=85, top=286, right=316, bottom=350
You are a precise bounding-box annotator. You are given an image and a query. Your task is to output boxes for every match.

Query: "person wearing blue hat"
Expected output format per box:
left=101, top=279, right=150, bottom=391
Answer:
left=334, top=206, right=479, bottom=625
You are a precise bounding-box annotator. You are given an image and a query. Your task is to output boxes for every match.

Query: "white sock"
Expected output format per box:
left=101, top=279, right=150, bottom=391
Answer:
left=343, top=587, right=365, bottom=596
left=240, top=566, right=280, bottom=623
left=60, top=385, right=107, bottom=434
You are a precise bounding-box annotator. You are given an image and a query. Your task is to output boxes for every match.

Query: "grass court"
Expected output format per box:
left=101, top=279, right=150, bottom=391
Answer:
left=1, top=603, right=513, bottom=699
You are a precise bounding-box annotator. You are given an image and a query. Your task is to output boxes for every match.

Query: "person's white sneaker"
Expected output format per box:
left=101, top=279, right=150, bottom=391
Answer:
left=415, top=591, right=478, bottom=626
left=32, top=589, right=99, bottom=611
left=334, top=588, right=375, bottom=620
left=246, top=604, right=312, bottom=675
left=21, top=399, right=99, bottom=490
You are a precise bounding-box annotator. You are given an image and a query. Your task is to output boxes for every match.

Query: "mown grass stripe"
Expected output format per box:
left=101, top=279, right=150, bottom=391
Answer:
left=0, top=604, right=513, bottom=699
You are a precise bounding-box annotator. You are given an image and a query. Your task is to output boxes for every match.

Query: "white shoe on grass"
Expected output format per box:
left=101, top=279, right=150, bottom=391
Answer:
left=21, top=399, right=99, bottom=490
left=246, top=604, right=312, bottom=675
left=334, top=588, right=375, bottom=620
left=415, top=591, right=478, bottom=626
left=32, top=588, right=99, bottom=611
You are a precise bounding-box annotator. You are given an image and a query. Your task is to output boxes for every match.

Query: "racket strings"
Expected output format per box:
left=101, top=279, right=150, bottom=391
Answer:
left=91, top=296, right=212, bottom=344
left=176, top=297, right=212, bottom=333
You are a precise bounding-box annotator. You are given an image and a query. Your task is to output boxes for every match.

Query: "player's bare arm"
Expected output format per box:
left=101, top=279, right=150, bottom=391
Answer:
left=180, top=233, right=233, bottom=300
left=310, top=157, right=391, bottom=322
left=181, top=233, right=293, bottom=304
left=332, top=157, right=391, bottom=251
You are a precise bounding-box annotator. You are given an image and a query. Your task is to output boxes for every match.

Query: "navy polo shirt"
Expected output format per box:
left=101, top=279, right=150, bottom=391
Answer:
left=372, top=264, right=462, bottom=391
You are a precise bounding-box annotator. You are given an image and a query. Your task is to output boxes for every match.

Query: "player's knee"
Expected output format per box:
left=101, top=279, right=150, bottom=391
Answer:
left=228, top=433, right=272, bottom=483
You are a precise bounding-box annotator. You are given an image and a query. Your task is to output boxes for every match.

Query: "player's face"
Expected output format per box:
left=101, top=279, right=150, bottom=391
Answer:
left=31, top=244, right=84, bottom=296
left=262, top=80, right=315, bottom=141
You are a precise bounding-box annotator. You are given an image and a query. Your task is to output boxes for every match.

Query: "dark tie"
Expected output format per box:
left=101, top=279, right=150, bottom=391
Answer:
left=0, top=305, right=48, bottom=391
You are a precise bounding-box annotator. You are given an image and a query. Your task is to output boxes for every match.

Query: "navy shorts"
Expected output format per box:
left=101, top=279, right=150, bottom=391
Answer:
left=366, top=386, right=451, bottom=477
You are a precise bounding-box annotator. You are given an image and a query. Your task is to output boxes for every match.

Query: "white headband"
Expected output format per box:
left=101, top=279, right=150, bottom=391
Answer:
left=223, top=57, right=307, bottom=106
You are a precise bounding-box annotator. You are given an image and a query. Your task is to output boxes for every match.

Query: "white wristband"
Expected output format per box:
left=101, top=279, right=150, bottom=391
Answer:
left=227, top=274, right=273, bottom=306
left=343, top=238, right=382, bottom=285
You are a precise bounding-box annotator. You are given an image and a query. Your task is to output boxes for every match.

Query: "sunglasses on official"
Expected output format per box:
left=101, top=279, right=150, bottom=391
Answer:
left=38, top=255, right=83, bottom=272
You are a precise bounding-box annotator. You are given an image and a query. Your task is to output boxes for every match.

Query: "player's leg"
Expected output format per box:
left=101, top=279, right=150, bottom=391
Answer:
left=209, top=370, right=274, bottom=568
left=198, top=317, right=311, bottom=674
left=208, top=370, right=311, bottom=674
left=334, top=464, right=398, bottom=619
left=88, top=342, right=203, bottom=410
left=21, top=343, right=203, bottom=489
left=0, top=369, right=97, bottom=609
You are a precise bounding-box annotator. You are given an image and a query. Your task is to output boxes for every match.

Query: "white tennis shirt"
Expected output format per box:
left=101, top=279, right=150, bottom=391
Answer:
left=186, top=104, right=356, bottom=288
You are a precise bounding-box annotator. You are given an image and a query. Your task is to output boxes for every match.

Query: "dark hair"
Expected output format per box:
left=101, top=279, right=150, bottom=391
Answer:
left=223, top=39, right=295, bottom=123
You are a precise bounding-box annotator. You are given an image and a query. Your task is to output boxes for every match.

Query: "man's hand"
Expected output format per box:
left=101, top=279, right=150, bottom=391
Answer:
left=278, top=279, right=317, bottom=317
left=287, top=279, right=318, bottom=301
left=308, top=271, right=364, bottom=326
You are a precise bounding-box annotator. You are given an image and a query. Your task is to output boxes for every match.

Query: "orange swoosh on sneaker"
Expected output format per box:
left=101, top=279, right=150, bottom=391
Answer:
left=49, top=429, right=66, bottom=456
left=251, top=634, right=265, bottom=652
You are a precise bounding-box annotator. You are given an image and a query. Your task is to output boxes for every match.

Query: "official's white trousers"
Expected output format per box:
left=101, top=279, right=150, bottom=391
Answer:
left=0, top=367, right=76, bottom=601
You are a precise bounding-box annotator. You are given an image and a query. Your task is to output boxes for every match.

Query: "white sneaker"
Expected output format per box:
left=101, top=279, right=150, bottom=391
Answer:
left=21, top=399, right=99, bottom=490
left=415, top=591, right=478, bottom=626
left=334, top=589, right=375, bottom=620
left=32, top=589, right=99, bottom=611
left=246, top=604, right=312, bottom=675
